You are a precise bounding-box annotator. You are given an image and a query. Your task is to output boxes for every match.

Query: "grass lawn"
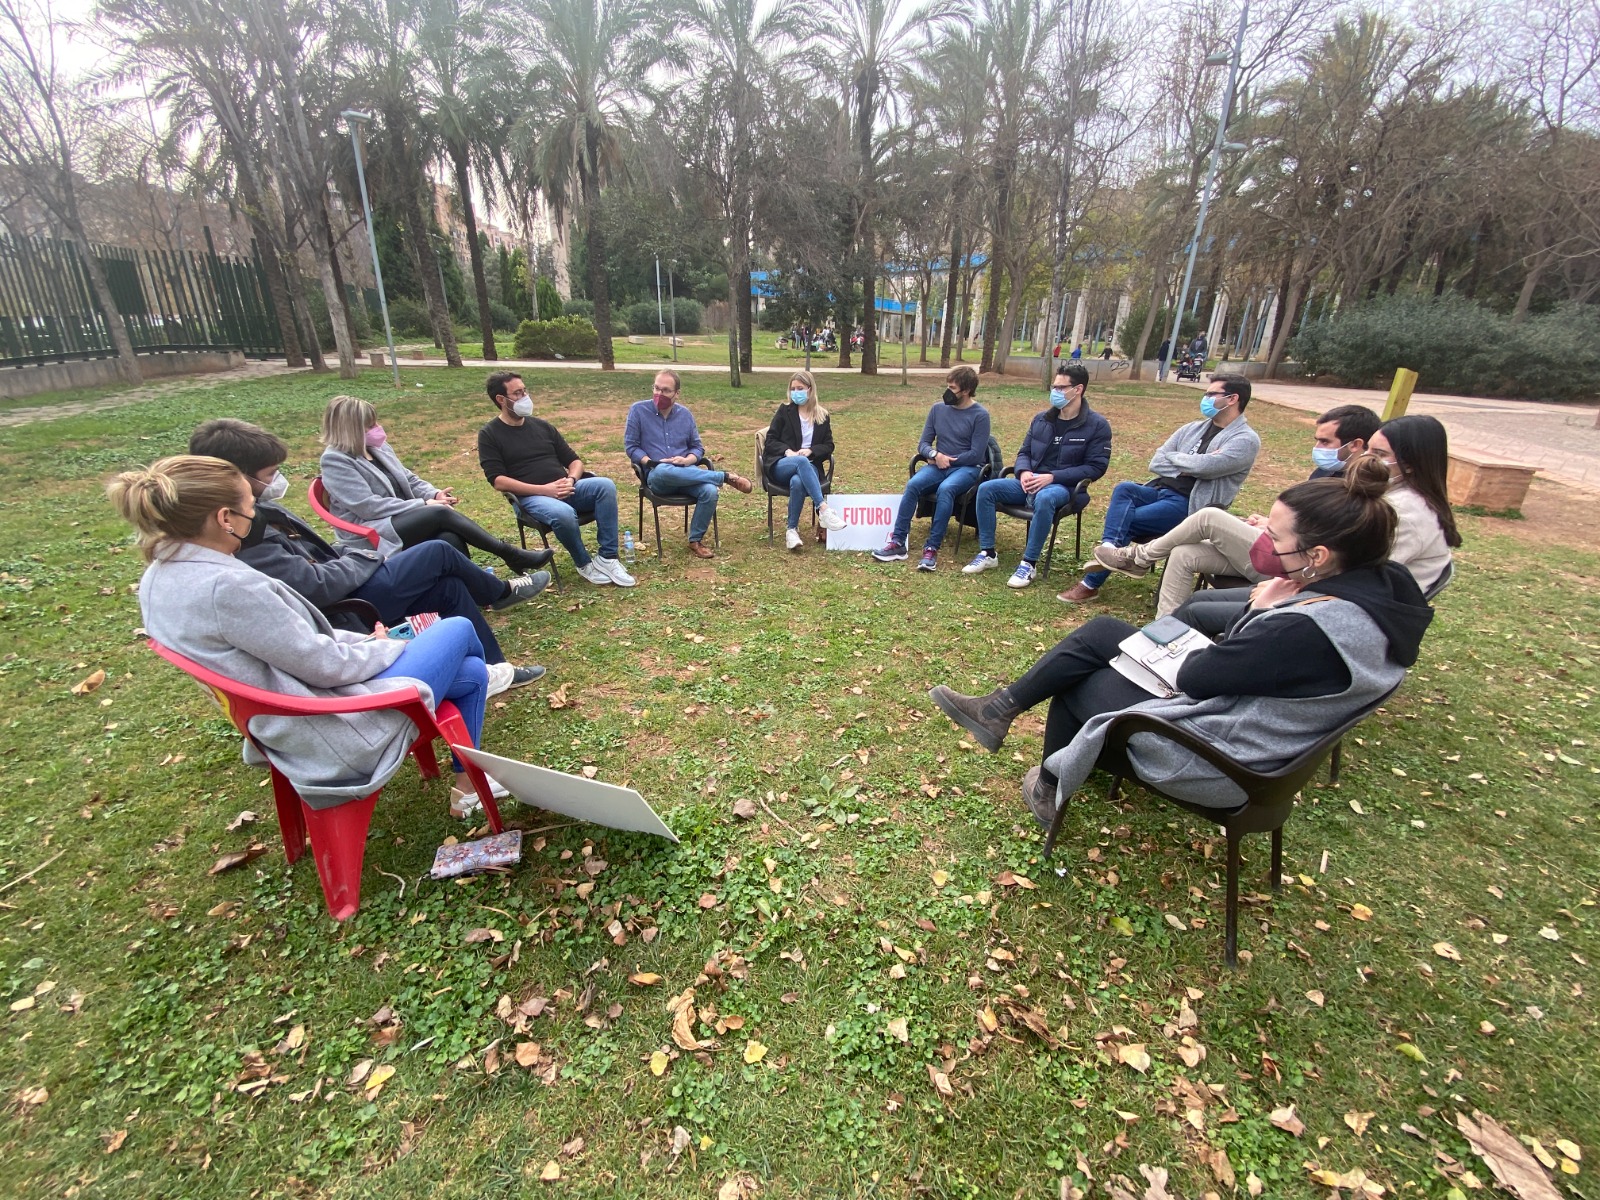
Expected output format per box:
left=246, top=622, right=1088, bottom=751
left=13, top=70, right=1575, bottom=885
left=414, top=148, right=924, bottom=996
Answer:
left=398, top=332, right=1042, bottom=371
left=1, top=367, right=1596, bottom=1199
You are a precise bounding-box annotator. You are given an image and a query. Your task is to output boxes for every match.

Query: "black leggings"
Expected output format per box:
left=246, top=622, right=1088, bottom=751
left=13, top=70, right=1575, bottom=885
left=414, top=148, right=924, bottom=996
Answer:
left=1008, top=615, right=1154, bottom=788
left=389, top=505, right=539, bottom=573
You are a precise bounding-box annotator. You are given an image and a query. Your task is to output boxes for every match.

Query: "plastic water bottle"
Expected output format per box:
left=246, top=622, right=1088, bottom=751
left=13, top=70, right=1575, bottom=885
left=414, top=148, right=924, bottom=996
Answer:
left=622, top=529, right=636, bottom=566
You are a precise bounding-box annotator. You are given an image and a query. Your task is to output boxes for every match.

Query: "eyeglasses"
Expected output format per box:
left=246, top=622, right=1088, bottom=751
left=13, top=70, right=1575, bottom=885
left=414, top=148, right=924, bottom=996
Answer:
left=1204, top=389, right=1231, bottom=399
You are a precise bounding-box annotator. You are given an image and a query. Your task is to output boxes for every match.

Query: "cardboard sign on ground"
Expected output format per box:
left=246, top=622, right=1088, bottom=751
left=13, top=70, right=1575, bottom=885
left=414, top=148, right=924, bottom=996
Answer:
left=453, top=746, right=680, bottom=843
left=822, top=494, right=903, bottom=551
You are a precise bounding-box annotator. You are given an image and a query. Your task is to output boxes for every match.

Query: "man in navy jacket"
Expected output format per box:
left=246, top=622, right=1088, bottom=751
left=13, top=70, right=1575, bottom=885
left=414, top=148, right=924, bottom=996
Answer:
left=963, top=363, right=1112, bottom=589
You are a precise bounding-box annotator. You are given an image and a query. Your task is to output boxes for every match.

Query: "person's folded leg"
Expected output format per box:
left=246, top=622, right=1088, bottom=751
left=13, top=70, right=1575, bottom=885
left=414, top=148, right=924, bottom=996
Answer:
left=373, top=614, right=488, bottom=771
left=516, top=494, right=591, bottom=567
left=570, top=476, right=620, bottom=560
left=1158, top=542, right=1238, bottom=616
left=390, top=504, right=548, bottom=575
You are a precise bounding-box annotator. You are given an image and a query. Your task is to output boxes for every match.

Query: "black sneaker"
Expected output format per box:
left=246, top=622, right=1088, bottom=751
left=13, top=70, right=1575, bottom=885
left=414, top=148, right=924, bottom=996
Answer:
left=491, top=570, right=551, bottom=610
left=509, top=664, right=544, bottom=688
left=871, top=541, right=908, bottom=562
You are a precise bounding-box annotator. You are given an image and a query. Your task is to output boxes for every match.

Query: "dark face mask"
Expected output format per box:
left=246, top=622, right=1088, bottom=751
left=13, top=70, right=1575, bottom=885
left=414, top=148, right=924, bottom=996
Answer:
left=942, top=387, right=961, bottom=406
left=230, top=508, right=268, bottom=551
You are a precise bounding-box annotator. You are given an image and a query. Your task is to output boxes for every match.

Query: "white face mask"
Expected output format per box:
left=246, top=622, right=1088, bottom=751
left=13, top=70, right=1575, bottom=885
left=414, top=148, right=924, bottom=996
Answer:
left=511, top=397, right=533, bottom=418
left=258, top=471, right=288, bottom=503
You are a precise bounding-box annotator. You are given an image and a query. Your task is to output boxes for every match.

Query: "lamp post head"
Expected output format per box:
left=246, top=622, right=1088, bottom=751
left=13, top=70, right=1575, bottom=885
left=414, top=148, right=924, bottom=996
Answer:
left=1203, top=51, right=1231, bottom=66
left=340, top=110, right=372, bottom=124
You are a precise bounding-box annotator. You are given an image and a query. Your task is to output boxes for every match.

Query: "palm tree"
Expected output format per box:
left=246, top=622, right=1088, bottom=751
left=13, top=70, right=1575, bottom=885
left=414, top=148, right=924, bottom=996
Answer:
left=824, top=0, right=961, bottom=374
left=681, top=0, right=808, bottom=383
left=509, top=0, right=670, bottom=370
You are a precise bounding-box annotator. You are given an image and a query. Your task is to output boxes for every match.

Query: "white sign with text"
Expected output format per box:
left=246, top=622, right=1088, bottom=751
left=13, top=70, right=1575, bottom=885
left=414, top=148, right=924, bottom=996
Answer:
left=824, top=494, right=903, bottom=551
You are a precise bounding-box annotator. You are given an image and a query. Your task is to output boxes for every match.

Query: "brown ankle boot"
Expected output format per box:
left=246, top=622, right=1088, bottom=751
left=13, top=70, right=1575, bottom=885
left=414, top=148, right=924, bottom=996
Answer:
left=927, top=684, right=1022, bottom=752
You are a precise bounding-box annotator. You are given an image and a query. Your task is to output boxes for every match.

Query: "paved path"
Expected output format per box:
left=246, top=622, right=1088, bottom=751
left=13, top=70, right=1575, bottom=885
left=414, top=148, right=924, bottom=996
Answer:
left=0, top=359, right=311, bottom=429
left=1172, top=379, right=1600, bottom=498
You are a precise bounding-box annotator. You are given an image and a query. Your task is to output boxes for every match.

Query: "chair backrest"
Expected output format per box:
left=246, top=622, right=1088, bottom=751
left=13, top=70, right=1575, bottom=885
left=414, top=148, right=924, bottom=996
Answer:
left=754, top=429, right=767, bottom=484
left=983, top=435, right=1003, bottom=480
left=308, top=477, right=381, bottom=549
left=1423, top=558, right=1454, bottom=601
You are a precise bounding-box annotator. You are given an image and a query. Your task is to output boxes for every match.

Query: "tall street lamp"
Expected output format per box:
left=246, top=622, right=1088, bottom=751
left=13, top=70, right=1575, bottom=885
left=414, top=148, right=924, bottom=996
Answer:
left=341, top=110, right=400, bottom=388
left=1160, top=1, right=1249, bottom=382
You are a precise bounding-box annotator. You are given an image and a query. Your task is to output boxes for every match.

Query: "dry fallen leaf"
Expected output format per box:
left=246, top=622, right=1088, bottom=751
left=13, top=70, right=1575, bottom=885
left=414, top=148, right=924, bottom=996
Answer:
left=731, top=798, right=757, bottom=820
left=1305, top=990, right=1325, bottom=1007
left=225, top=810, right=257, bottom=832
left=1555, top=1140, right=1582, bottom=1163
left=927, top=1064, right=954, bottom=1098
left=717, top=1173, right=761, bottom=1200
left=1350, top=903, right=1374, bottom=922
left=742, top=1040, right=767, bottom=1064
left=977, top=1007, right=999, bottom=1033
left=103, top=1129, right=127, bottom=1154
left=932, top=869, right=950, bottom=888
left=1115, top=1043, right=1152, bottom=1073
left=208, top=844, right=268, bottom=876
left=1345, top=1110, right=1375, bottom=1137
left=515, top=1043, right=542, bottom=1068
left=629, top=972, right=663, bottom=987
left=649, top=1050, right=669, bottom=1076
left=1433, top=942, right=1462, bottom=961
left=1270, top=1105, right=1306, bottom=1136
left=885, top=1017, right=909, bottom=1043
left=539, top=1160, right=561, bottom=1181
left=547, top=684, right=571, bottom=710
left=364, top=1064, right=395, bottom=1095
left=71, top=669, right=106, bottom=696
left=463, top=928, right=504, bottom=944
left=1457, top=1110, right=1564, bottom=1200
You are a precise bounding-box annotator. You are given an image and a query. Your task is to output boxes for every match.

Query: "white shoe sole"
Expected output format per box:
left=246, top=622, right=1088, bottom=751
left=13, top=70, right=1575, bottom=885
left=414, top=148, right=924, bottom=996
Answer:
left=962, top=558, right=999, bottom=574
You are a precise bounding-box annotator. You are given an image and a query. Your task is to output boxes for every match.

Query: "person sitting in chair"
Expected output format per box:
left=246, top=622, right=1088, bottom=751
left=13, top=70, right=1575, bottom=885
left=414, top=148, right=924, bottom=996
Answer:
left=623, top=370, right=753, bottom=560
left=1058, top=373, right=1260, bottom=603
left=190, top=419, right=546, bottom=696
left=928, top=455, right=1431, bottom=826
left=111, top=455, right=506, bottom=818
left=962, top=362, right=1111, bottom=589
left=873, top=365, right=991, bottom=571
left=762, top=370, right=848, bottom=551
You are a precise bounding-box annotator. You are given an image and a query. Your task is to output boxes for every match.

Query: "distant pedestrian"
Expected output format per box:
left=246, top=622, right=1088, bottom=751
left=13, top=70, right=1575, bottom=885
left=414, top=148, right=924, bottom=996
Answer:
left=1070, top=343, right=1083, bottom=361
left=1157, top=337, right=1171, bottom=376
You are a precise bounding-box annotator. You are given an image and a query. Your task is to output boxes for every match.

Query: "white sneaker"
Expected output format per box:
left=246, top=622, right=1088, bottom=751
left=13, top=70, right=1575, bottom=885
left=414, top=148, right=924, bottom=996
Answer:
left=449, top=775, right=510, bottom=818
left=575, top=559, right=613, bottom=586
left=962, top=551, right=1000, bottom=574
left=785, top=527, right=804, bottom=551
left=1007, top=561, right=1038, bottom=589
left=817, top=502, right=847, bottom=532
left=597, top=556, right=636, bottom=587
left=485, top=660, right=513, bottom=696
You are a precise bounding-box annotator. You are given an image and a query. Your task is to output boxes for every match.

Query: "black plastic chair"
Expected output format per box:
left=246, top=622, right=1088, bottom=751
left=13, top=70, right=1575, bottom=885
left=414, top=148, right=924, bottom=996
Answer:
left=992, top=470, right=1090, bottom=577
left=907, top=436, right=1002, bottom=558
left=755, top=429, right=834, bottom=544
left=500, top=473, right=598, bottom=593
left=1422, top=558, right=1454, bottom=601
left=633, top=459, right=720, bottom=559
left=1041, top=683, right=1401, bottom=967
left=322, top=597, right=382, bottom=633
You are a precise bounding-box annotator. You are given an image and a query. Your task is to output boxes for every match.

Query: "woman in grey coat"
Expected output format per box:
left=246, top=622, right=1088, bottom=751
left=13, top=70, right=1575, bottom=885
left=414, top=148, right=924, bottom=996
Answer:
left=929, top=456, right=1432, bottom=824
left=318, top=395, right=550, bottom=576
left=111, top=455, right=502, bottom=818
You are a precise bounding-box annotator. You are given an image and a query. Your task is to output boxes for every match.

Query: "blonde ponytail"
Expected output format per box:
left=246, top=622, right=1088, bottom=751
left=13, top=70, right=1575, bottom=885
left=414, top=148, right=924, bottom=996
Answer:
left=107, top=455, right=245, bottom=561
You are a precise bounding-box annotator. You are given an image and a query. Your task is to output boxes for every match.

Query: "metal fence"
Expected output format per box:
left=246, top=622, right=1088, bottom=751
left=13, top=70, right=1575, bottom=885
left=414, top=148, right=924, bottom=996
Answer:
left=0, top=229, right=283, bottom=368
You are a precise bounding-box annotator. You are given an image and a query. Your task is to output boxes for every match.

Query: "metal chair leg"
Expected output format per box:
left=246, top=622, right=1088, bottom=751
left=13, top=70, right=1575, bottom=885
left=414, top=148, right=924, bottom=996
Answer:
left=1224, top=829, right=1241, bottom=969
left=1329, top=740, right=1342, bottom=784
left=1073, top=506, right=1083, bottom=562
left=537, top=529, right=563, bottom=593
left=652, top=502, right=664, bottom=559
left=766, top=492, right=774, bottom=543
left=1042, top=795, right=1068, bottom=860
left=1270, top=827, right=1283, bottom=891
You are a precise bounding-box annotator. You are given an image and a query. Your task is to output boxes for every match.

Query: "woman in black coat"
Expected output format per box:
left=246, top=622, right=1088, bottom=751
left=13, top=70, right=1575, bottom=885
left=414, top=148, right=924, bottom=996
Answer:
left=762, top=371, right=848, bottom=550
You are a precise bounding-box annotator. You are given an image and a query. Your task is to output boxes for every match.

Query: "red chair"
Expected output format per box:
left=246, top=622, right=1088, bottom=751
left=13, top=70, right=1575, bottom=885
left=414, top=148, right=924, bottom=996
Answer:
left=148, top=640, right=503, bottom=920
left=308, top=476, right=381, bottom=549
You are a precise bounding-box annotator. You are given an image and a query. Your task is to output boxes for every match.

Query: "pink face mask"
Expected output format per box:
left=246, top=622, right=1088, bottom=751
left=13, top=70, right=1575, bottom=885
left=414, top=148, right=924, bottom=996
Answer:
left=1248, top=531, right=1291, bottom=578
left=364, top=424, right=387, bottom=449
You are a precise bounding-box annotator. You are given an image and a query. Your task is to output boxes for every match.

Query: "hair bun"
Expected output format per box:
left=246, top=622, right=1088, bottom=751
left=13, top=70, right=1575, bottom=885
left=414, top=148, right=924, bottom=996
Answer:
left=1344, top=452, right=1392, bottom=499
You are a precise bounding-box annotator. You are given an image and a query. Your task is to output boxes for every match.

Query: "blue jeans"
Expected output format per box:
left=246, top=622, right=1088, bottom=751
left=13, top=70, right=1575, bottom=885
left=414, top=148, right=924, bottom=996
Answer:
left=515, top=475, right=620, bottom=566
left=352, top=539, right=507, bottom=665
left=375, top=615, right=487, bottom=773
left=770, top=456, right=823, bottom=529
left=645, top=464, right=725, bottom=543
left=1081, top=481, right=1190, bottom=588
left=892, top=464, right=982, bottom=552
left=975, top=478, right=1088, bottom=564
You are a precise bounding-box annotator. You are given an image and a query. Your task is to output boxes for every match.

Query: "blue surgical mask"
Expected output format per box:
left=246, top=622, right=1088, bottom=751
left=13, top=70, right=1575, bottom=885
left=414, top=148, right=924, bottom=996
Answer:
left=1200, top=393, right=1228, bottom=419
left=1049, top=388, right=1069, bottom=409
left=1311, top=446, right=1343, bottom=471
left=789, top=389, right=808, bottom=405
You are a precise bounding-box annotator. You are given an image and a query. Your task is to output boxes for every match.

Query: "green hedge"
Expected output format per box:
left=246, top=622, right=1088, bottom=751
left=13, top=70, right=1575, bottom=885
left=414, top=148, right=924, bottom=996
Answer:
left=1291, top=296, right=1600, bottom=401
left=512, top=316, right=598, bottom=359
left=562, top=299, right=595, bottom=320
left=623, top=298, right=703, bottom=336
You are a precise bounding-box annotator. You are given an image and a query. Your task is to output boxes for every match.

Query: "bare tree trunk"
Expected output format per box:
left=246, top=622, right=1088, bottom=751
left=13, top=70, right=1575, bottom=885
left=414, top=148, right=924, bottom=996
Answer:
left=1511, top=248, right=1552, bottom=324
left=939, top=224, right=961, bottom=369
left=389, top=124, right=460, bottom=368
left=75, top=231, right=142, bottom=384
left=320, top=201, right=362, bottom=355
left=996, top=262, right=1027, bottom=373
left=1264, top=250, right=1296, bottom=360
left=725, top=270, right=743, bottom=387
left=918, top=271, right=931, bottom=363
left=451, top=140, right=497, bottom=360
left=249, top=214, right=304, bottom=366
left=582, top=127, right=614, bottom=370
left=1266, top=268, right=1307, bottom=377
left=1129, top=261, right=1169, bottom=382
left=856, top=71, right=878, bottom=376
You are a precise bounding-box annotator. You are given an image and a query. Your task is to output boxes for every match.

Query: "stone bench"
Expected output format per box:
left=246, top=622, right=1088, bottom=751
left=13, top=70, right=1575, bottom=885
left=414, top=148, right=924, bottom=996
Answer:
left=1447, top=448, right=1536, bottom=512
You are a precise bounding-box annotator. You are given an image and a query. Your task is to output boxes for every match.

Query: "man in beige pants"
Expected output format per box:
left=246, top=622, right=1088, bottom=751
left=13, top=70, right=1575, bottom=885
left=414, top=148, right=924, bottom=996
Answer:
left=1092, top=404, right=1382, bottom=615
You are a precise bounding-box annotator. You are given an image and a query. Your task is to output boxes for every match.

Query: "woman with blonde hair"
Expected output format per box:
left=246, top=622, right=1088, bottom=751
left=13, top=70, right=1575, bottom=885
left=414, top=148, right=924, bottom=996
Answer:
left=319, top=395, right=550, bottom=575
left=110, top=455, right=502, bottom=818
left=760, top=371, right=848, bottom=550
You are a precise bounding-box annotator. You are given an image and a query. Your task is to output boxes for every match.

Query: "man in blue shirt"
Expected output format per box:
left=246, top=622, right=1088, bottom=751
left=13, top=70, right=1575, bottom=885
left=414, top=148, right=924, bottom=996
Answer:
left=873, top=366, right=991, bottom=571
left=963, top=363, right=1111, bottom=588
left=623, top=370, right=753, bottom=559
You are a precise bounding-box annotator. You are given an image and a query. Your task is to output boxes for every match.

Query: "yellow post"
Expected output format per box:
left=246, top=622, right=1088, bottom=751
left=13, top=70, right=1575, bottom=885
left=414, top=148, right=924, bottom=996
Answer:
left=1382, top=368, right=1418, bottom=421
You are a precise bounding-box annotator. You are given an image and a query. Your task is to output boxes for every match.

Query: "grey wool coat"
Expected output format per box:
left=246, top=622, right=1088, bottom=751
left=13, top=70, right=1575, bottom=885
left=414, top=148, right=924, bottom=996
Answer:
left=1147, top=416, right=1261, bottom=514
left=1043, top=596, right=1404, bottom=811
left=319, top=444, right=440, bottom=557
left=140, top=543, right=430, bottom=807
